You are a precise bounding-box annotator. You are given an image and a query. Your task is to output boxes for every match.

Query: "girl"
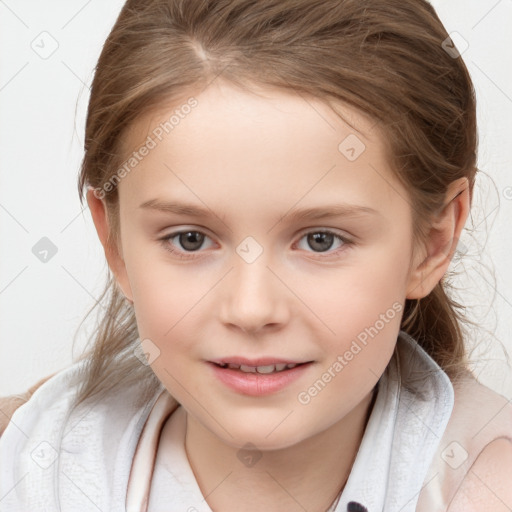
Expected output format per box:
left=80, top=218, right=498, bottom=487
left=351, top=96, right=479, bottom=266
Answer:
left=1, top=1, right=511, bottom=511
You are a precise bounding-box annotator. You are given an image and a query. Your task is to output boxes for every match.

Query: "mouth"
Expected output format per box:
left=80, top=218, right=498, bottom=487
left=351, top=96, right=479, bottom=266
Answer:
left=211, top=361, right=312, bottom=374
left=208, top=359, right=314, bottom=396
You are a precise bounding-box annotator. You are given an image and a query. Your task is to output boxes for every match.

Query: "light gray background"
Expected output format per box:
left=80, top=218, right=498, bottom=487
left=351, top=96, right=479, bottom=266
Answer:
left=1, top=0, right=511, bottom=397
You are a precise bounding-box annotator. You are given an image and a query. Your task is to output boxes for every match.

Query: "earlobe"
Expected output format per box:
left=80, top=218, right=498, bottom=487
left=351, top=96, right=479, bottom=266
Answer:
left=406, top=177, right=470, bottom=300
left=86, top=187, right=134, bottom=303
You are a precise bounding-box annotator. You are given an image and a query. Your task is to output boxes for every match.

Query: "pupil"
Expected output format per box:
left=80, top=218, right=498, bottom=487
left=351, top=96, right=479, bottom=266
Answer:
left=308, top=232, right=333, bottom=252
left=180, top=231, right=204, bottom=250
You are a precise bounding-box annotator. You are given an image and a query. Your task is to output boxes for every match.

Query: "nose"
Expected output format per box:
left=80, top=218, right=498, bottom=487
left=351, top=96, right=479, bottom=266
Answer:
left=219, top=251, right=290, bottom=334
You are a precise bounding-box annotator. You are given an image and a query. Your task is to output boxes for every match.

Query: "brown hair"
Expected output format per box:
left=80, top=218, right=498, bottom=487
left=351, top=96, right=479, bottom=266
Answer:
left=74, top=0, right=478, bottom=407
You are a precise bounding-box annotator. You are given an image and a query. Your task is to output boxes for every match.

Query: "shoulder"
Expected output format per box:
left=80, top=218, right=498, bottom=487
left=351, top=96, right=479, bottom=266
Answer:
left=446, top=371, right=512, bottom=435
left=0, top=373, right=57, bottom=437
left=0, top=367, right=81, bottom=450
left=417, top=372, right=512, bottom=511
left=0, top=362, right=165, bottom=510
left=447, top=377, right=512, bottom=510
left=448, top=437, right=512, bottom=511
left=0, top=395, right=28, bottom=436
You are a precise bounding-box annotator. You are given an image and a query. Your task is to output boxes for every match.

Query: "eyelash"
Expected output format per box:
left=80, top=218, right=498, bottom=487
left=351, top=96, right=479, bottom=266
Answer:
left=158, top=228, right=353, bottom=260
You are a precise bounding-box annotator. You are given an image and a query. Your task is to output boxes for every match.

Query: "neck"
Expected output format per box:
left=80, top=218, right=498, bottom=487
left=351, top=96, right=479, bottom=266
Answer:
left=183, top=389, right=376, bottom=512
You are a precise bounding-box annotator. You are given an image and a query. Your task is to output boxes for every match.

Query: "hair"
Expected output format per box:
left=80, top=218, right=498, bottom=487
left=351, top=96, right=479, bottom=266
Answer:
left=73, top=0, right=479, bottom=408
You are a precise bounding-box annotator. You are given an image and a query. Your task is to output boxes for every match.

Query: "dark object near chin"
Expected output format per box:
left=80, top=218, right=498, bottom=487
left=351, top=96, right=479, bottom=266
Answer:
left=347, top=502, right=368, bottom=512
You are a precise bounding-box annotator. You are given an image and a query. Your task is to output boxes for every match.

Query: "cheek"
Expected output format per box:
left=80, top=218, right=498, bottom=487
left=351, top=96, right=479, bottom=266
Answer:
left=304, top=246, right=408, bottom=386
left=130, top=270, right=177, bottom=338
left=129, top=268, right=205, bottom=398
left=127, top=256, right=218, bottom=364
left=312, top=251, right=408, bottom=336
left=302, top=279, right=401, bottom=420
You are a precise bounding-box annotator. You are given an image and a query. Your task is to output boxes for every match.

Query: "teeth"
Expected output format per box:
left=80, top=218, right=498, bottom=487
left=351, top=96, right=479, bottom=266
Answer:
left=239, top=364, right=257, bottom=373
left=219, top=362, right=300, bottom=373
left=256, top=365, right=275, bottom=374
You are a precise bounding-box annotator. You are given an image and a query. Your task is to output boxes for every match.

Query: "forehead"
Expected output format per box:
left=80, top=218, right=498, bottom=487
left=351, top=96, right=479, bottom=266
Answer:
left=116, top=80, right=408, bottom=220
left=121, top=80, right=380, bottom=155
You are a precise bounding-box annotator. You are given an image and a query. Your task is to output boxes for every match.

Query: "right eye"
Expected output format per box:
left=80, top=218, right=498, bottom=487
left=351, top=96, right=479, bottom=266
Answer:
left=159, top=229, right=215, bottom=259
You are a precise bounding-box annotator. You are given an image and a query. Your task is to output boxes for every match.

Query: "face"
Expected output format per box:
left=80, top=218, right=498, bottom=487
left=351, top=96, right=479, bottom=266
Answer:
left=105, top=80, right=422, bottom=450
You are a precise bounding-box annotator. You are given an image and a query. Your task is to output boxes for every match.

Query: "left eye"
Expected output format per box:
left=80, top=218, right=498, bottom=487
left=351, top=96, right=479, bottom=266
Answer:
left=294, top=230, right=351, bottom=256
left=159, top=229, right=352, bottom=259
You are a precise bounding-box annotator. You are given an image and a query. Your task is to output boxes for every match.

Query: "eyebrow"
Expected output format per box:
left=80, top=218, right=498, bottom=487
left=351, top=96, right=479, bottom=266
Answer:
left=138, top=198, right=381, bottom=221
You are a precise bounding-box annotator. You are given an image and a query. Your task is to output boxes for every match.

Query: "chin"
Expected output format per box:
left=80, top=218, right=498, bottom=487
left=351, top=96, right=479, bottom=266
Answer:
left=217, top=424, right=310, bottom=452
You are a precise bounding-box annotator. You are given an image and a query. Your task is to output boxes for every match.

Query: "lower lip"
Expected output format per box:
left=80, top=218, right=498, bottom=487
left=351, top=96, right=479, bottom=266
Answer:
left=208, top=362, right=313, bottom=396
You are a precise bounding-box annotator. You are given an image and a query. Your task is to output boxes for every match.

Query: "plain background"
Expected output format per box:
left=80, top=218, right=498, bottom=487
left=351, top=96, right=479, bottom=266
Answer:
left=1, top=0, right=511, bottom=397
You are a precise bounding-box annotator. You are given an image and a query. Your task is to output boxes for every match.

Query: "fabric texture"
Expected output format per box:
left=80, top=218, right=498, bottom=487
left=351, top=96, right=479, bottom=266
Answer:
left=0, top=331, right=511, bottom=511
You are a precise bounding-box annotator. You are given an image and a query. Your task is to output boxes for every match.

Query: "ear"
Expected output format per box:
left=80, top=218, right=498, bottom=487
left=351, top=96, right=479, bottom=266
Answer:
left=86, top=187, right=134, bottom=303
left=406, top=177, right=470, bottom=300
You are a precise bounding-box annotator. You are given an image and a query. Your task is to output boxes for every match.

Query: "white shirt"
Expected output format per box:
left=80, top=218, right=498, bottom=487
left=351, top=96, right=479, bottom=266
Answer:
left=0, top=331, right=454, bottom=512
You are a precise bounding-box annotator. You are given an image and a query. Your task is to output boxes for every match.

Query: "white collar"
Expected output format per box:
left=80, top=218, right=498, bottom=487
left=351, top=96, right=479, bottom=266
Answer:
left=339, top=331, right=454, bottom=511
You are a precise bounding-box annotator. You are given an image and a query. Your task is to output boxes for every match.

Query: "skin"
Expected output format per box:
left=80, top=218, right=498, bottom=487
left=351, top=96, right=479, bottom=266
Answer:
left=448, top=438, right=512, bottom=511
left=87, top=79, right=473, bottom=511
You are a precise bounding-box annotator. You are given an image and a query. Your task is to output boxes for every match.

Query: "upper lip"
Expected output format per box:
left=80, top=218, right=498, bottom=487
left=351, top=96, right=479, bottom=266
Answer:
left=209, top=357, right=312, bottom=366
